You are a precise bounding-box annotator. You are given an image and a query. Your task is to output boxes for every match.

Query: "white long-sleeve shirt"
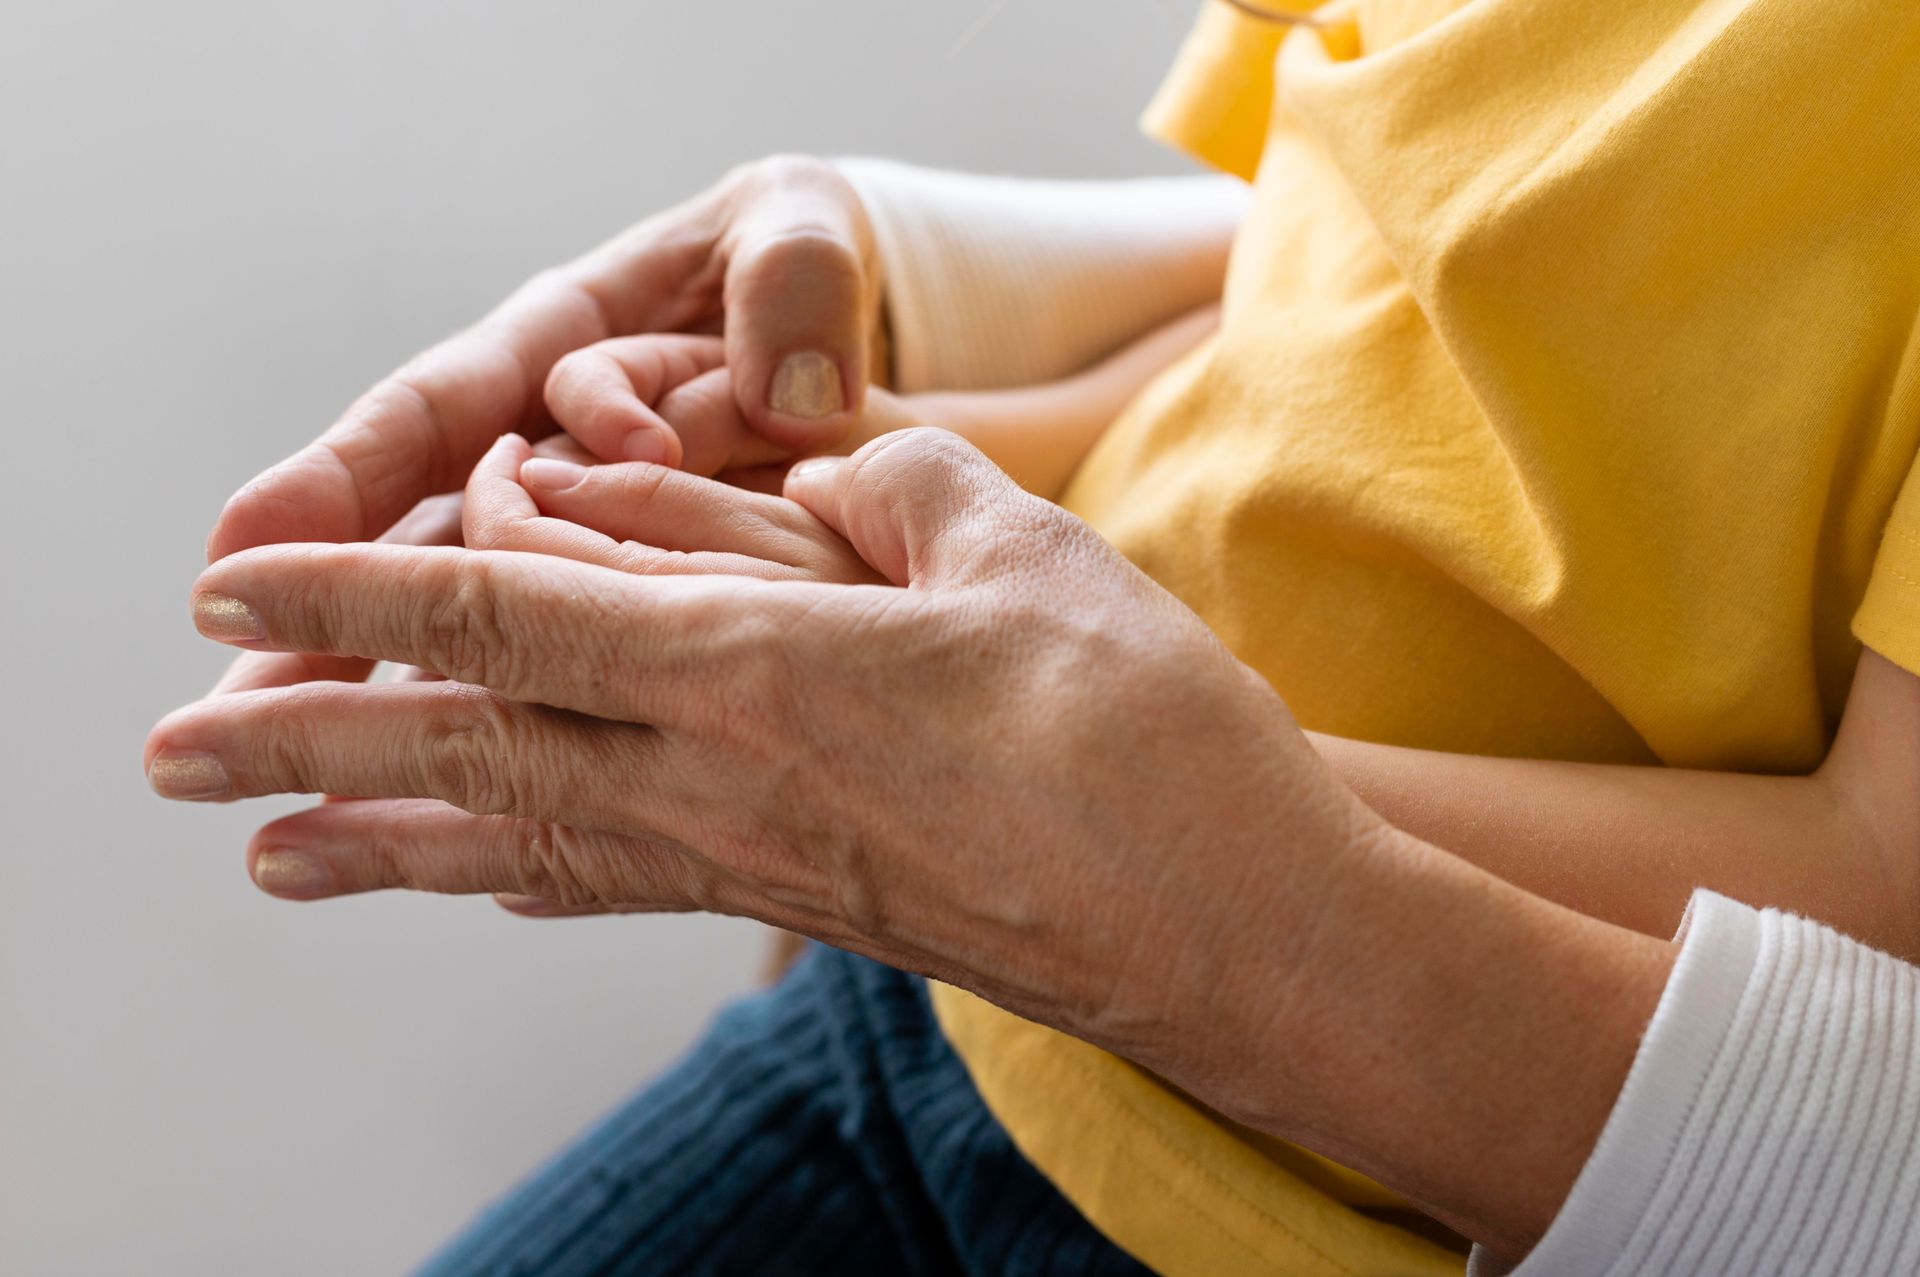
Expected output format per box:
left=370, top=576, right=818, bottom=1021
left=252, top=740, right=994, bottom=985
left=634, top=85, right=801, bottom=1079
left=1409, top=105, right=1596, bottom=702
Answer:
left=843, top=161, right=1920, bottom=1275
left=1479, top=891, right=1920, bottom=1276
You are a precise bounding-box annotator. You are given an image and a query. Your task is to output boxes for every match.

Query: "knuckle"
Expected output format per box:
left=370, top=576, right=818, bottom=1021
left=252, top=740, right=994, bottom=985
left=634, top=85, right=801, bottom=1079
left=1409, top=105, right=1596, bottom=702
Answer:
left=543, top=347, right=593, bottom=399
left=254, top=689, right=329, bottom=794
left=618, top=461, right=674, bottom=507
left=350, top=822, right=414, bottom=892
left=732, top=227, right=863, bottom=298
left=855, top=426, right=1060, bottom=567
left=852, top=425, right=972, bottom=480
left=579, top=396, right=641, bottom=448
left=429, top=687, right=524, bottom=815
left=846, top=428, right=961, bottom=516
left=418, top=556, right=516, bottom=690
left=503, top=819, right=600, bottom=906
left=543, top=353, right=633, bottom=442
left=616, top=541, right=696, bottom=575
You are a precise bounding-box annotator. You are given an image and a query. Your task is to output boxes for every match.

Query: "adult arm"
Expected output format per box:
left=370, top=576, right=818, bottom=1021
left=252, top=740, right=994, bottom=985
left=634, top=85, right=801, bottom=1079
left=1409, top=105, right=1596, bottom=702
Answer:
left=1477, top=889, right=1920, bottom=1275
left=161, top=428, right=1920, bottom=1271
left=1312, top=648, right=1920, bottom=963
left=145, top=429, right=1662, bottom=1255
left=442, top=438, right=1920, bottom=1268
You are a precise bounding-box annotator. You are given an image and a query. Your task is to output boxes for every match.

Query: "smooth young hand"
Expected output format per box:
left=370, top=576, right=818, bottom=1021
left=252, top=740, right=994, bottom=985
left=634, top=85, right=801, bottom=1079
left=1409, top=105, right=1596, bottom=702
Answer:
left=461, top=431, right=882, bottom=587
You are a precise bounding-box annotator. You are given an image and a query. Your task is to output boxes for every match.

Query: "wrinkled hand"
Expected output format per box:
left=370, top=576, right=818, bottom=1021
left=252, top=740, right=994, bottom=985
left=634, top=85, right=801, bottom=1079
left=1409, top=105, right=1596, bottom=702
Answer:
left=147, top=430, right=1382, bottom=1120
left=208, top=154, right=881, bottom=696
left=460, top=423, right=880, bottom=953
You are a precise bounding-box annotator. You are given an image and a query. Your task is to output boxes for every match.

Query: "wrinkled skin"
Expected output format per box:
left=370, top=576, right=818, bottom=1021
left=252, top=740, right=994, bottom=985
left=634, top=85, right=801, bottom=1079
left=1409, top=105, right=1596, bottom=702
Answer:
left=147, top=429, right=1389, bottom=1130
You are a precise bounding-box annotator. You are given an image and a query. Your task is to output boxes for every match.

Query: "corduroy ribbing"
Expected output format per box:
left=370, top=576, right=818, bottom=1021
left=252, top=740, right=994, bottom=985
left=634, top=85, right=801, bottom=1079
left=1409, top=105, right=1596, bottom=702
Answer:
left=415, top=946, right=1153, bottom=1277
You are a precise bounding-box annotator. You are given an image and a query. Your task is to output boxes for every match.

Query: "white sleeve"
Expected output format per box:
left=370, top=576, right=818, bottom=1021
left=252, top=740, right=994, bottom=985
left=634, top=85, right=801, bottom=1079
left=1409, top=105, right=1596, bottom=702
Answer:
left=1470, top=890, right=1920, bottom=1277
left=835, top=158, right=1248, bottom=394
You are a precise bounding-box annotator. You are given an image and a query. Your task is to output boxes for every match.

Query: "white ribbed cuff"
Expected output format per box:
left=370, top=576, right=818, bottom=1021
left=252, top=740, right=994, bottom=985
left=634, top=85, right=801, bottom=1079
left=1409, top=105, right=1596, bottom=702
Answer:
left=1477, top=890, right=1920, bottom=1276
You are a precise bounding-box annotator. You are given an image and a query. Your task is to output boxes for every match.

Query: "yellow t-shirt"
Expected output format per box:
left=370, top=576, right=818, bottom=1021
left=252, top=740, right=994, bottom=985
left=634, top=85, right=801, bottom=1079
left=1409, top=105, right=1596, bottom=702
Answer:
left=929, top=0, right=1920, bottom=1272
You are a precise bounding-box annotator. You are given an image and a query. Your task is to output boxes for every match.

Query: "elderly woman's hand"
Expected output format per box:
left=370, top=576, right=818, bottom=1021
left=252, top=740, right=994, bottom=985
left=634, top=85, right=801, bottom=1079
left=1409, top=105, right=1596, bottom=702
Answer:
left=149, top=430, right=1684, bottom=1256
left=146, top=428, right=1383, bottom=1124
left=208, top=155, right=882, bottom=698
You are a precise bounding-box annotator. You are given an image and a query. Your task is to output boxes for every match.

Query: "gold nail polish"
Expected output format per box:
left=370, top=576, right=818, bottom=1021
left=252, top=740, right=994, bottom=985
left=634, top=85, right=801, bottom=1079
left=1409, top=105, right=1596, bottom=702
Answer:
left=148, top=751, right=230, bottom=799
left=193, top=592, right=265, bottom=642
left=769, top=351, right=845, bottom=420
left=253, top=849, right=331, bottom=896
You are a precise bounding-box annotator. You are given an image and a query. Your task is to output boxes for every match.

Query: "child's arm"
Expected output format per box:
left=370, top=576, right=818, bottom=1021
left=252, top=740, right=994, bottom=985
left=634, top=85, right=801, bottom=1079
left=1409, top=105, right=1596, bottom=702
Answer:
left=850, top=305, right=1218, bottom=498
left=541, top=307, right=1219, bottom=501
left=1313, top=647, right=1920, bottom=962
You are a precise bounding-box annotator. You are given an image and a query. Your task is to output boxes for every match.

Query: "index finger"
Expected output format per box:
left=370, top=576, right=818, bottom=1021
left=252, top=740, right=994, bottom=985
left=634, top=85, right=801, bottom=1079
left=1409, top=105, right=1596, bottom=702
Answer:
left=210, top=489, right=466, bottom=695
left=189, top=542, right=821, bottom=725
left=205, top=200, right=726, bottom=564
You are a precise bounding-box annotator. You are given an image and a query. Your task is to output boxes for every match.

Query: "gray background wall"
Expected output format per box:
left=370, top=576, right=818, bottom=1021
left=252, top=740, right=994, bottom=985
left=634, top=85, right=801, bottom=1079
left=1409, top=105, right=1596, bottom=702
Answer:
left=0, top=3, right=1199, bottom=1273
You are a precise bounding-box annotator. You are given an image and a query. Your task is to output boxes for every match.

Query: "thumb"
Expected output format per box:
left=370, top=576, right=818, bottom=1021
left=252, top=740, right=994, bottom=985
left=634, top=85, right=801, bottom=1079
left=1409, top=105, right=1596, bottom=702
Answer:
left=721, top=158, right=879, bottom=452
left=784, top=428, right=1042, bottom=587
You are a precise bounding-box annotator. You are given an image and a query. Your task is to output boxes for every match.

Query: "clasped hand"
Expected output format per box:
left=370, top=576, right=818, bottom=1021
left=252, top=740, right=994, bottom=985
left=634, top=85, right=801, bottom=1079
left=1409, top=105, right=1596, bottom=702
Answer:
left=145, top=155, right=1385, bottom=1132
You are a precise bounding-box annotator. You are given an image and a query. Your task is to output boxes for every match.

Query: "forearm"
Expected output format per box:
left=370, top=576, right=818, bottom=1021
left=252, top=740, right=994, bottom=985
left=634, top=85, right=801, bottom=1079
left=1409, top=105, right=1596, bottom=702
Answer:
left=1238, top=822, right=1674, bottom=1259
left=836, top=158, right=1244, bottom=394
left=1488, top=892, right=1920, bottom=1276
left=1277, top=833, right=1920, bottom=1272
left=1310, top=731, right=1918, bottom=961
left=839, top=306, right=1219, bottom=498
left=910, top=305, right=1218, bottom=497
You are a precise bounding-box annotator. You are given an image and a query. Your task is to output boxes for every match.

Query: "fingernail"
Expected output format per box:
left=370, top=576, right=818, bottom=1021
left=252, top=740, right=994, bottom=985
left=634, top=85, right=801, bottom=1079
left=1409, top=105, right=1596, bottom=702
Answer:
left=769, top=351, right=844, bottom=420
left=252, top=849, right=333, bottom=897
left=148, top=750, right=230, bottom=799
left=193, top=592, right=264, bottom=642
left=519, top=458, right=589, bottom=491
left=787, top=456, right=843, bottom=481
left=495, top=893, right=560, bottom=915
left=622, top=429, right=671, bottom=464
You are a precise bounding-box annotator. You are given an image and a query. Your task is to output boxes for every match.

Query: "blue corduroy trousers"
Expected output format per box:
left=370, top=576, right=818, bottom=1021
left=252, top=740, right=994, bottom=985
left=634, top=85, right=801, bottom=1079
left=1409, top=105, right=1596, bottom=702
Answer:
left=417, top=945, right=1151, bottom=1277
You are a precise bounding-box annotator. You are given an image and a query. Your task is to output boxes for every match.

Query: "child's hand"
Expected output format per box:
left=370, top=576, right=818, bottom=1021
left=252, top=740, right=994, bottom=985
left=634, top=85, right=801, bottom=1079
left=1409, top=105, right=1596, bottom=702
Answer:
left=546, top=305, right=1221, bottom=499
left=462, top=432, right=884, bottom=586
left=545, top=333, right=915, bottom=483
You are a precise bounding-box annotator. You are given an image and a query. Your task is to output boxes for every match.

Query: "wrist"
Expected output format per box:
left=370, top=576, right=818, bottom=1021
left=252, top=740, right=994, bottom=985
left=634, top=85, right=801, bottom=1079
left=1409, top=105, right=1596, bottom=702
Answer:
left=1218, top=812, right=1674, bottom=1255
